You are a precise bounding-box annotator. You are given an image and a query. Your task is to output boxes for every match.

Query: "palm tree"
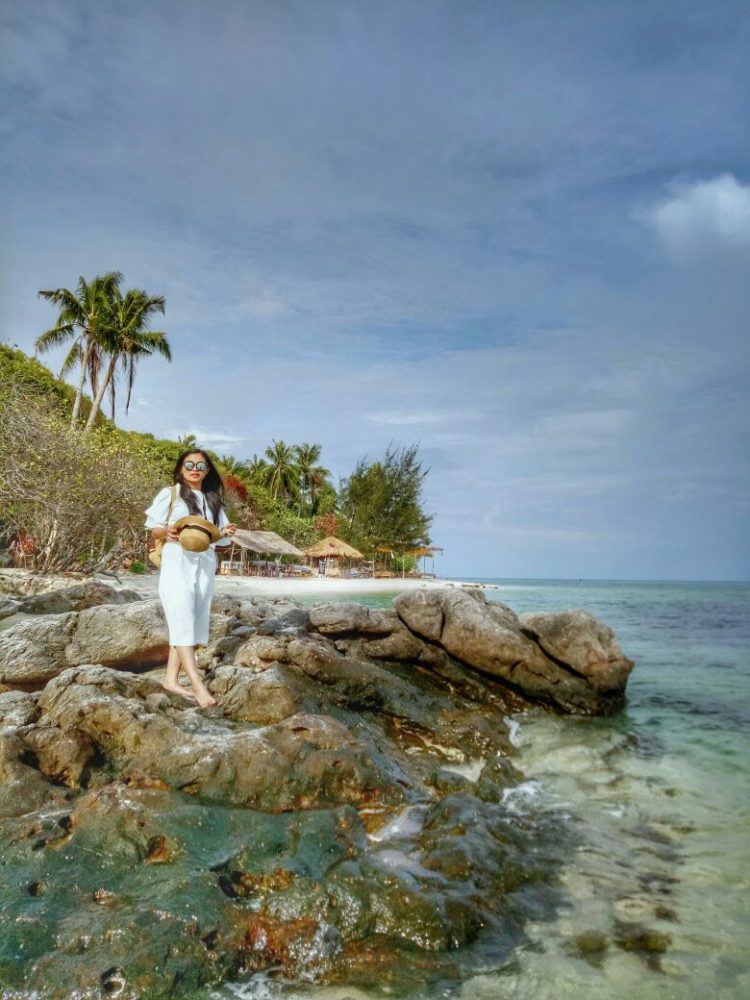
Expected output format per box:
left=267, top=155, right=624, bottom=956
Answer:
left=83, top=288, right=168, bottom=432
left=178, top=433, right=198, bottom=450
left=104, top=290, right=170, bottom=422
left=262, top=440, right=300, bottom=503
left=294, top=442, right=331, bottom=513
left=219, top=454, right=244, bottom=475
left=242, top=454, right=268, bottom=480
left=37, top=272, right=123, bottom=430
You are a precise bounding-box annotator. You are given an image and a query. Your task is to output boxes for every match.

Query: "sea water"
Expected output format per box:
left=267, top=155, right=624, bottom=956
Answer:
left=204, top=579, right=750, bottom=1000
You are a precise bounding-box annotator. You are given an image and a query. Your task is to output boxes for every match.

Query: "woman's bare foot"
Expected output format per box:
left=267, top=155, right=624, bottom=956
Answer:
left=161, top=681, right=197, bottom=701
left=192, top=684, right=216, bottom=709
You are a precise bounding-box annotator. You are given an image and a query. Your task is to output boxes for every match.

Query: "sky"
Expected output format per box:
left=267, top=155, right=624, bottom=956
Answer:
left=1, top=0, right=749, bottom=581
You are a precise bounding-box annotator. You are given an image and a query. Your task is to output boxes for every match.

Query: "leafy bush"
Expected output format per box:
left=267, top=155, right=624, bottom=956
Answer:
left=0, top=375, right=164, bottom=573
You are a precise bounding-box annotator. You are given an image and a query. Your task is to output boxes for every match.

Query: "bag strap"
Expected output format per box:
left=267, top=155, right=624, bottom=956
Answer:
left=165, top=484, right=178, bottom=524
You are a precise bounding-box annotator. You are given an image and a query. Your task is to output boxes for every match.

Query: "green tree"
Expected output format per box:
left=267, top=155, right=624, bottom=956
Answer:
left=219, top=454, right=244, bottom=475
left=36, top=271, right=123, bottom=430
left=293, top=442, right=332, bottom=515
left=83, top=287, right=168, bottom=431
left=178, top=433, right=198, bottom=450
left=262, top=440, right=300, bottom=504
left=339, top=444, right=432, bottom=556
left=242, top=454, right=268, bottom=480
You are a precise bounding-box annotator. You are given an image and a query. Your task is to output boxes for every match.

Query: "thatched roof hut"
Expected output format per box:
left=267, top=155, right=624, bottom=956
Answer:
left=304, top=536, right=364, bottom=560
left=228, top=530, right=304, bottom=557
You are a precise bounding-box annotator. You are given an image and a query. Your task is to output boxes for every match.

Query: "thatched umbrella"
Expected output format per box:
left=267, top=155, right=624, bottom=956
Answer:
left=304, top=536, right=364, bottom=577
left=405, top=545, right=443, bottom=577
left=304, top=536, right=364, bottom=559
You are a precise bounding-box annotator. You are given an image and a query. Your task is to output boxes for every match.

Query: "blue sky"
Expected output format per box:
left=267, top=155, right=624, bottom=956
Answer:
left=2, top=0, right=749, bottom=580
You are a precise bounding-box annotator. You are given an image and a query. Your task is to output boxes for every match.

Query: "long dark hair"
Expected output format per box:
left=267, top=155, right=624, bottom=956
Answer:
left=171, top=450, right=225, bottom=525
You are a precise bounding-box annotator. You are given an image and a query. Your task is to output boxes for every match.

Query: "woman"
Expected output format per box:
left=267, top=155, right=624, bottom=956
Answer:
left=144, top=450, right=237, bottom=707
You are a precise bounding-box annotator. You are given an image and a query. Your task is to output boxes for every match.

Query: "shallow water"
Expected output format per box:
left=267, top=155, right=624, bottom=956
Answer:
left=203, top=579, right=750, bottom=1000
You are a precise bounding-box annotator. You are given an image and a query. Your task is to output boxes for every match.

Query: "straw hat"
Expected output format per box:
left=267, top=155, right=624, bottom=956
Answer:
left=173, top=515, right=222, bottom=552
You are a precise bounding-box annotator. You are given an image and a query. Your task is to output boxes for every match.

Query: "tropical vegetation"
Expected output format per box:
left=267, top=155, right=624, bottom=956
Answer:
left=1, top=273, right=433, bottom=573
left=36, top=271, right=170, bottom=432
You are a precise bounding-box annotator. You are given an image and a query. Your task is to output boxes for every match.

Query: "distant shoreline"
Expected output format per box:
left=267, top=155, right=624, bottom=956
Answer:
left=0, top=567, right=501, bottom=602
left=119, top=573, right=502, bottom=600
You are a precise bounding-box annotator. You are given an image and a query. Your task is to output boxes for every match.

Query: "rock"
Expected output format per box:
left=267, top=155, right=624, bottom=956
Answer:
left=0, top=600, right=233, bottom=689
left=391, top=590, right=447, bottom=641
left=235, top=634, right=292, bottom=669
left=395, top=589, right=633, bottom=714
left=31, top=666, right=401, bottom=812
left=65, top=600, right=171, bottom=670
left=0, top=596, right=20, bottom=621
left=16, top=581, right=141, bottom=615
left=208, top=664, right=322, bottom=723
left=520, top=610, right=634, bottom=696
left=0, top=580, right=638, bottom=997
left=308, top=603, right=394, bottom=636
left=0, top=613, right=78, bottom=688
left=257, top=607, right=310, bottom=636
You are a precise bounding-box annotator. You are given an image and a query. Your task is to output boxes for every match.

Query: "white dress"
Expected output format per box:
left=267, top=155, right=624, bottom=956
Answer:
left=144, top=485, right=232, bottom=646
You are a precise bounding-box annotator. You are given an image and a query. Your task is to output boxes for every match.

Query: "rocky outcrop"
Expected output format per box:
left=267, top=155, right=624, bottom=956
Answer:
left=0, top=599, right=233, bottom=688
left=393, top=589, right=634, bottom=714
left=0, top=581, right=635, bottom=997
left=0, top=572, right=140, bottom=612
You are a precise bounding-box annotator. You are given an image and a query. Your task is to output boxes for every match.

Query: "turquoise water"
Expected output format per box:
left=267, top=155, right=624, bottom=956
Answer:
left=207, top=579, right=750, bottom=1000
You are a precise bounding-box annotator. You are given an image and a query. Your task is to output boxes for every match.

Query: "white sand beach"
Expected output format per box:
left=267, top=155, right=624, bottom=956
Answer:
left=0, top=567, right=500, bottom=604
left=116, top=573, right=499, bottom=601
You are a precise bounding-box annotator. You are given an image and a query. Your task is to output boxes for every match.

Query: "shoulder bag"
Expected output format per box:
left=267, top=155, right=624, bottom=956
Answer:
left=148, top=485, right=178, bottom=568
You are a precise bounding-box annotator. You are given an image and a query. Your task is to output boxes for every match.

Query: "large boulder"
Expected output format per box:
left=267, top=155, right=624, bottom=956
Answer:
left=0, top=603, right=168, bottom=688
left=16, top=581, right=141, bottom=615
left=0, top=600, right=233, bottom=688
left=394, top=589, right=633, bottom=714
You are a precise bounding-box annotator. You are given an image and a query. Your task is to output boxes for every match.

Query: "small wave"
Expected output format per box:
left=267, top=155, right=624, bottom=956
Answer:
left=501, top=780, right=546, bottom=814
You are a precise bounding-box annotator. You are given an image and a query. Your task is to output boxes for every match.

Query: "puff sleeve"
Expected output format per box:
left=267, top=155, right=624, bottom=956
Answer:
left=144, top=487, right=173, bottom=530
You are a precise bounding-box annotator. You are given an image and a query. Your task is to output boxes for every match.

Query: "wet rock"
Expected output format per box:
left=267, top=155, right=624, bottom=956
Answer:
left=0, top=582, right=636, bottom=996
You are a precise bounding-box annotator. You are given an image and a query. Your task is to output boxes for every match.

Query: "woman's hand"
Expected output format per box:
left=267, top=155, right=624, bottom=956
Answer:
left=166, top=526, right=180, bottom=542
left=222, top=523, right=237, bottom=538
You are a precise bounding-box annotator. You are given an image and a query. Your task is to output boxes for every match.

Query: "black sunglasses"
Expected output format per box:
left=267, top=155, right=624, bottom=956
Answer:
left=183, top=461, right=208, bottom=471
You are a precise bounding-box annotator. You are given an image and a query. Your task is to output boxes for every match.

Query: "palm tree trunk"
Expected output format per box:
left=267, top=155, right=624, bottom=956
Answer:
left=83, top=352, right=118, bottom=432
left=70, top=340, right=92, bottom=430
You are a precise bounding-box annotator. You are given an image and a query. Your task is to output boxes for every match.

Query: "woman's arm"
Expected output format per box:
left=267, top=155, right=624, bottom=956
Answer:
left=145, top=488, right=179, bottom=541
left=151, top=525, right=179, bottom=541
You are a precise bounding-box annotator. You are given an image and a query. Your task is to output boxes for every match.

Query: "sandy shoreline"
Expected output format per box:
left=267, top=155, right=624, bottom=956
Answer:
left=117, top=573, right=499, bottom=600
left=0, top=567, right=499, bottom=602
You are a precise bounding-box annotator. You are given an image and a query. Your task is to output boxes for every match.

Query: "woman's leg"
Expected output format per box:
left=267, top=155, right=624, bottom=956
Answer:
left=174, top=645, right=216, bottom=708
left=161, top=645, right=196, bottom=701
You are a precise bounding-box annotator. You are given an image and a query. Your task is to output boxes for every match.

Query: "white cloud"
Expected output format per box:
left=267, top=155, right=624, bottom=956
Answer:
left=366, top=411, right=449, bottom=426
left=173, top=429, right=249, bottom=453
left=647, top=174, right=750, bottom=256
left=366, top=410, right=481, bottom=426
